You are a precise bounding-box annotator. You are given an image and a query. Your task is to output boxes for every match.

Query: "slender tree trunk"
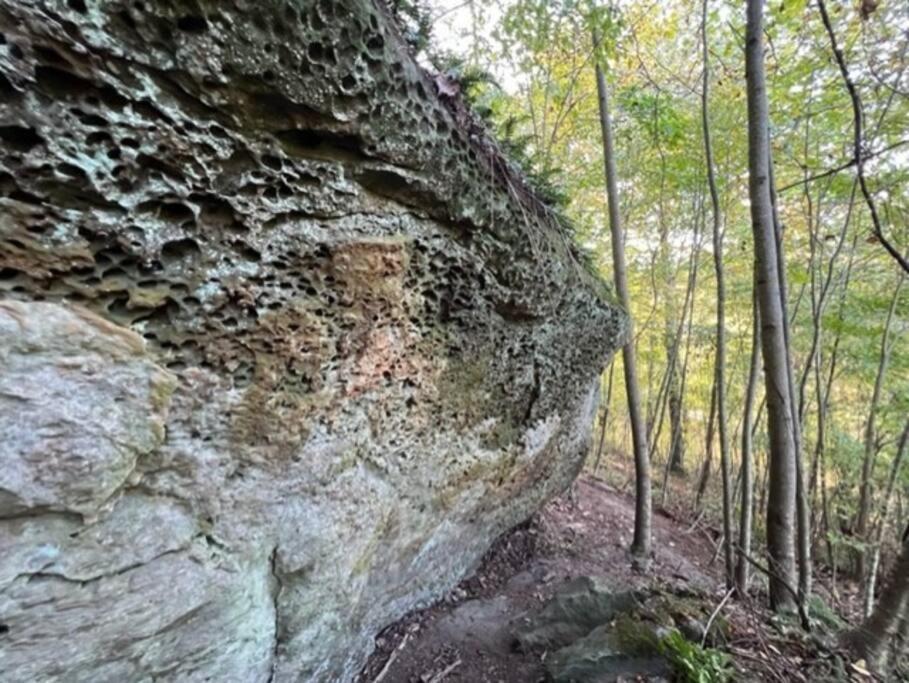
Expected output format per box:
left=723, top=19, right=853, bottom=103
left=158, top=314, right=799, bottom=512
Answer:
left=660, top=222, right=702, bottom=505
left=892, top=604, right=909, bottom=674
left=806, top=218, right=823, bottom=537
left=769, top=148, right=812, bottom=608
left=864, top=421, right=909, bottom=617
left=593, top=361, right=616, bottom=475
left=645, top=334, right=657, bottom=441
left=593, top=32, right=651, bottom=564
left=696, top=380, right=718, bottom=510
left=843, top=523, right=909, bottom=673
left=758, top=427, right=769, bottom=518
left=737, top=278, right=761, bottom=595
left=799, top=140, right=821, bottom=431
left=809, top=220, right=857, bottom=530
left=810, top=326, right=826, bottom=535
left=655, top=127, right=685, bottom=476
left=646, top=204, right=699, bottom=474
left=811, top=235, right=857, bottom=528
left=797, top=181, right=853, bottom=427
left=821, top=451, right=837, bottom=598
left=745, top=0, right=798, bottom=611
left=856, top=273, right=905, bottom=579
left=667, top=368, right=685, bottom=472
left=700, top=0, right=733, bottom=589
left=648, top=311, right=685, bottom=477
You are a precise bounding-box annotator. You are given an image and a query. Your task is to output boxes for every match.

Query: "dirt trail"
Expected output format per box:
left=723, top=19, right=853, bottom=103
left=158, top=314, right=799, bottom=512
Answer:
left=357, top=476, right=725, bottom=683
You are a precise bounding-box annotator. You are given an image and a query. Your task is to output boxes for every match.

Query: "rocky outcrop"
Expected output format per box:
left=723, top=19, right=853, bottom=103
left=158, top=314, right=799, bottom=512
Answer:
left=0, top=1, right=626, bottom=680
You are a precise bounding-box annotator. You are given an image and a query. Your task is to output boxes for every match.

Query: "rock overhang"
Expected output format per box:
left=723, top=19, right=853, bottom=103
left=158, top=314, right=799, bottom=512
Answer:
left=0, top=1, right=627, bottom=680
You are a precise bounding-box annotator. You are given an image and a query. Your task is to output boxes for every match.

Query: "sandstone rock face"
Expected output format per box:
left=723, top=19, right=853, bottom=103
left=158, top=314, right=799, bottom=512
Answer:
left=0, top=1, right=626, bottom=680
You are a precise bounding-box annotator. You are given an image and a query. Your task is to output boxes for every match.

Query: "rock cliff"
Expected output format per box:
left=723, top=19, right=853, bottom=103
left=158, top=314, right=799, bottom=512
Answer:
left=0, top=1, right=626, bottom=680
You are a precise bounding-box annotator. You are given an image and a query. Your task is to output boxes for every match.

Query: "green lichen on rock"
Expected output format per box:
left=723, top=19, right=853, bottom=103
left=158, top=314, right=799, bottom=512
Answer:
left=610, top=612, right=665, bottom=655
left=0, top=1, right=626, bottom=681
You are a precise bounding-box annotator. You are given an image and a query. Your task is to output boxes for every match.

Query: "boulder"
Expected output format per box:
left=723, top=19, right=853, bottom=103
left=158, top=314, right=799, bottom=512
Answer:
left=513, top=577, right=731, bottom=683
left=0, top=1, right=626, bottom=680
left=513, top=576, right=641, bottom=652
left=545, top=622, right=671, bottom=683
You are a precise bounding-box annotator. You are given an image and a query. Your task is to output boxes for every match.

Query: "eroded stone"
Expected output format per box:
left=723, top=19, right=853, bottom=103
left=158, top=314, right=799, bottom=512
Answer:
left=0, top=1, right=626, bottom=680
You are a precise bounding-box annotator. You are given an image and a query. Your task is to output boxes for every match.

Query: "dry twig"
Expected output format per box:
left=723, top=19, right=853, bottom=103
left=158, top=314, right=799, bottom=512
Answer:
left=426, top=658, right=461, bottom=683
left=702, top=587, right=735, bottom=647
left=372, top=632, right=411, bottom=683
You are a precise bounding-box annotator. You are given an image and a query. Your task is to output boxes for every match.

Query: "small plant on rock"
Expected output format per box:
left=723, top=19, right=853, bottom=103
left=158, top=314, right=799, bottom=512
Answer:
left=659, top=629, right=734, bottom=683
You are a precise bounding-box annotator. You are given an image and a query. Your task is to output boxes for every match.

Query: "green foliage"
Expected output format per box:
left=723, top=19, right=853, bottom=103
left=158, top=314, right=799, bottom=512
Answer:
left=430, top=53, right=501, bottom=95
left=498, top=120, right=571, bottom=208
left=659, top=630, right=734, bottom=683
left=428, top=0, right=909, bottom=573
left=807, top=595, right=845, bottom=632
left=431, top=42, right=572, bottom=211
left=618, top=86, right=687, bottom=147
left=828, top=428, right=863, bottom=485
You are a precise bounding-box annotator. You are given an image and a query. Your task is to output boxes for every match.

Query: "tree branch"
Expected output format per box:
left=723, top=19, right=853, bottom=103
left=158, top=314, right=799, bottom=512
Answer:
left=778, top=139, right=909, bottom=193
left=815, top=0, right=909, bottom=274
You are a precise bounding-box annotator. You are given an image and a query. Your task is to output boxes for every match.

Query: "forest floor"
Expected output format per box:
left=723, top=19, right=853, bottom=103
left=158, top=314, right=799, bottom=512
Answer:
left=356, top=474, right=868, bottom=683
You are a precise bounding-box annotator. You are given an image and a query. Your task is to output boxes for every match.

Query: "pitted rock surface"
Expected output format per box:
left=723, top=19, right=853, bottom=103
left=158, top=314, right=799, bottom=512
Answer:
left=0, top=1, right=627, bottom=680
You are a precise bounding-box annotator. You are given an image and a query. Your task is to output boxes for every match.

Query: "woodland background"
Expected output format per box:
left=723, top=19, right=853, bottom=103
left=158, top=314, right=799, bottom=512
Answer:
left=412, top=0, right=908, bottom=612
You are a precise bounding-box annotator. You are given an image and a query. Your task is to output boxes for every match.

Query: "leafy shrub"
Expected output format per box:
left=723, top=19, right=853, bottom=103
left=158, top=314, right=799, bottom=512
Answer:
left=659, top=629, right=734, bottom=683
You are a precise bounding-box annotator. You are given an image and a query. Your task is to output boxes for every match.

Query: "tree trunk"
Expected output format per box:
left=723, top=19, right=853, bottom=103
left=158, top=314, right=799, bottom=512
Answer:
left=843, top=523, right=909, bottom=673
left=855, top=273, right=905, bottom=579
left=810, top=232, right=857, bottom=518
left=593, top=31, right=652, bottom=564
left=768, top=146, right=811, bottom=608
left=821, top=452, right=838, bottom=598
left=593, top=361, right=616, bottom=475
left=648, top=276, right=689, bottom=483
left=701, top=0, right=734, bottom=590
left=745, top=0, right=798, bottom=611
left=737, top=278, right=761, bottom=595
left=667, top=366, right=685, bottom=473
left=655, top=119, right=685, bottom=477
left=796, top=179, right=853, bottom=427
left=864, top=421, right=909, bottom=617
left=696, top=380, right=718, bottom=510
left=660, top=221, right=703, bottom=506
